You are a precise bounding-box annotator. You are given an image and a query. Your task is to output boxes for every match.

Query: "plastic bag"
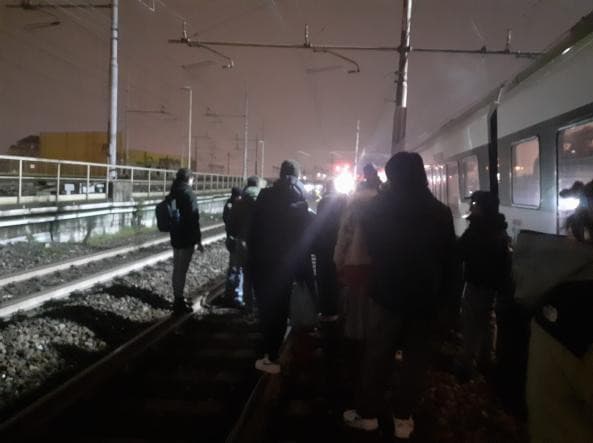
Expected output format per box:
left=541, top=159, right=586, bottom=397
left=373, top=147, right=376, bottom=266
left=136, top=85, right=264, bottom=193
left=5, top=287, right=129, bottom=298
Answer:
left=290, top=281, right=318, bottom=332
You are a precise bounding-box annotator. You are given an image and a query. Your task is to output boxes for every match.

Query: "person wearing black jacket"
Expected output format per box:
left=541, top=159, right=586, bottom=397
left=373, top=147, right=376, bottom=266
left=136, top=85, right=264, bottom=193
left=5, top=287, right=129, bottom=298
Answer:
left=222, top=186, right=243, bottom=307
left=230, top=176, right=261, bottom=311
left=458, top=191, right=513, bottom=377
left=249, top=160, right=310, bottom=374
left=169, top=168, right=203, bottom=314
left=343, top=152, right=461, bottom=439
left=313, top=181, right=347, bottom=320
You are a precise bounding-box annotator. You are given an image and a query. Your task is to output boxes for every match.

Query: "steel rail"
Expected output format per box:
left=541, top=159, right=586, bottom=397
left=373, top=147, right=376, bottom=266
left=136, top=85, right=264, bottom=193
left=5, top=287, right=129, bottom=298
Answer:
left=0, top=228, right=226, bottom=318
left=0, top=277, right=226, bottom=437
left=0, top=223, right=224, bottom=288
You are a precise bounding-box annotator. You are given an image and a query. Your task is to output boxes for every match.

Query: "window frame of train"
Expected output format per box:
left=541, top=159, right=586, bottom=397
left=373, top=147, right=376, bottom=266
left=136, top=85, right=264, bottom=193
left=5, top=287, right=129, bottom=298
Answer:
left=459, top=155, right=480, bottom=200
left=556, top=118, right=593, bottom=233
left=446, top=161, right=461, bottom=215
left=510, top=136, right=541, bottom=209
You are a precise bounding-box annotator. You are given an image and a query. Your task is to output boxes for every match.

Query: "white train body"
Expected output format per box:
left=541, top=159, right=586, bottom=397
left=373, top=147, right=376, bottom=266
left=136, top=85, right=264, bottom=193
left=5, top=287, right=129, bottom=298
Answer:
left=413, top=13, right=593, bottom=238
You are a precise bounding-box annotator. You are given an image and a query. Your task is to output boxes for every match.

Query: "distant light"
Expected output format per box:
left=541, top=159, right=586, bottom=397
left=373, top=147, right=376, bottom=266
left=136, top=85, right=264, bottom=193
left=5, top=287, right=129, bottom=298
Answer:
left=561, top=46, right=572, bottom=55
left=334, top=171, right=355, bottom=194
left=302, top=175, right=307, bottom=181
left=377, top=168, right=387, bottom=183
left=304, top=183, right=315, bottom=193
left=559, top=196, right=580, bottom=211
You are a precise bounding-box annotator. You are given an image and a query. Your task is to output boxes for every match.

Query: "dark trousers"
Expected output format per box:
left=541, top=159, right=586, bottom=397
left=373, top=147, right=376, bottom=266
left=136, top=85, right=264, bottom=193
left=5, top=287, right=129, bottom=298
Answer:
left=242, top=265, right=255, bottom=311
left=316, top=255, right=340, bottom=316
left=172, top=246, right=194, bottom=300
left=358, top=298, right=437, bottom=419
left=253, top=266, right=292, bottom=361
left=225, top=251, right=243, bottom=303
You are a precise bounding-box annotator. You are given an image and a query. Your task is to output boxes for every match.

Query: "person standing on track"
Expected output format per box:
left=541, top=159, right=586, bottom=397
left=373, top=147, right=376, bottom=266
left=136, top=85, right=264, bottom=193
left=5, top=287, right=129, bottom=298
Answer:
left=458, top=190, right=513, bottom=379
left=249, top=160, right=310, bottom=374
left=343, top=152, right=461, bottom=440
left=230, top=176, right=261, bottom=311
left=222, top=186, right=243, bottom=308
left=169, top=168, right=204, bottom=315
left=314, top=181, right=347, bottom=321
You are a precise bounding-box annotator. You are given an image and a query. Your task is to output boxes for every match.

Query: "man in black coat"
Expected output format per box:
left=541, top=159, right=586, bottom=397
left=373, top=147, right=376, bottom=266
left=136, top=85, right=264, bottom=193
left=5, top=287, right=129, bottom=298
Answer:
left=314, top=181, right=347, bottom=320
left=169, top=168, right=204, bottom=314
left=343, top=152, right=461, bottom=439
left=222, top=186, right=243, bottom=307
left=249, top=160, right=310, bottom=374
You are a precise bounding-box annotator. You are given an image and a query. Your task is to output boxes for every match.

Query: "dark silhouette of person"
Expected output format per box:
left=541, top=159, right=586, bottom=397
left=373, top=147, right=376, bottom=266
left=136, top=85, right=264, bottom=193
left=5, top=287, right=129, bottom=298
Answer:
left=343, top=152, right=461, bottom=439
left=169, top=168, right=203, bottom=314
left=249, top=160, right=310, bottom=374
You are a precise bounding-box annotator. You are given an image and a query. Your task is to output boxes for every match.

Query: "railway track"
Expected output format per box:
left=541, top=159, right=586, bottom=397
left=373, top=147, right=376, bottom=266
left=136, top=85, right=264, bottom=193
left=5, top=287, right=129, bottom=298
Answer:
left=0, top=223, right=226, bottom=318
left=0, top=278, right=264, bottom=442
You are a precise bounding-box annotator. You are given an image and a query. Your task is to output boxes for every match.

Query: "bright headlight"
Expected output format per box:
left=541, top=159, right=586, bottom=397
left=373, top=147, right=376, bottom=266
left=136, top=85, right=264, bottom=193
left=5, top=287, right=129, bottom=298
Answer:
left=334, top=171, right=355, bottom=194
left=559, top=196, right=580, bottom=211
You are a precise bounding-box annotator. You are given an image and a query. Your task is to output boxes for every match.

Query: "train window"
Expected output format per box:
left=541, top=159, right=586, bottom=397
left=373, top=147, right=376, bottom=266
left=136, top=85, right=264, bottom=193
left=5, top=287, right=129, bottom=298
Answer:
left=511, top=137, right=541, bottom=208
left=557, top=120, right=593, bottom=227
left=460, top=155, right=480, bottom=198
left=447, top=162, right=460, bottom=213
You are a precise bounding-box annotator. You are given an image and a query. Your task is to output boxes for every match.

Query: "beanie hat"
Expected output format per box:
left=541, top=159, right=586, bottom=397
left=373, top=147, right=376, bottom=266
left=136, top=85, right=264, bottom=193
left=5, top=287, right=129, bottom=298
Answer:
left=280, top=160, right=300, bottom=178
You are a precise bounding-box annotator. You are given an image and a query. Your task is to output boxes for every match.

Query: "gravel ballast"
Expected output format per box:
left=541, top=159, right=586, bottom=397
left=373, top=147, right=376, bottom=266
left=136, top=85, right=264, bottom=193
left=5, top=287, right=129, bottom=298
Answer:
left=0, top=242, right=228, bottom=419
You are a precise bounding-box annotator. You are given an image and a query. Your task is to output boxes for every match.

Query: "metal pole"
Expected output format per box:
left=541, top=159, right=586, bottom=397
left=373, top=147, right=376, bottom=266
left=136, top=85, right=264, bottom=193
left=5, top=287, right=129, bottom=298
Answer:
left=260, top=140, right=265, bottom=178
left=242, top=93, right=248, bottom=182
left=108, top=0, right=119, bottom=175
left=254, top=136, right=258, bottom=175
left=56, top=163, right=61, bottom=203
left=187, top=87, right=192, bottom=168
left=391, top=0, right=412, bottom=154
left=354, top=119, right=360, bottom=177
left=17, top=159, right=22, bottom=204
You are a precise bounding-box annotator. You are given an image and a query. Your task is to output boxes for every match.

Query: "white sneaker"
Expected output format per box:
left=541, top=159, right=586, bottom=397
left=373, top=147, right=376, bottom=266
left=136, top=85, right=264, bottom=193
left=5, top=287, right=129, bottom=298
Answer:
left=394, top=416, right=415, bottom=439
left=343, top=409, right=378, bottom=431
left=254, top=356, right=281, bottom=375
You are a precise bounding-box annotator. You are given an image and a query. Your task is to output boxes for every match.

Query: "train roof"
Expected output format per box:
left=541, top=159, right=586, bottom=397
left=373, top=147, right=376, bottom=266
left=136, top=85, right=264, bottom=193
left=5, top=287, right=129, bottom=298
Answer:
left=410, top=10, right=593, bottom=153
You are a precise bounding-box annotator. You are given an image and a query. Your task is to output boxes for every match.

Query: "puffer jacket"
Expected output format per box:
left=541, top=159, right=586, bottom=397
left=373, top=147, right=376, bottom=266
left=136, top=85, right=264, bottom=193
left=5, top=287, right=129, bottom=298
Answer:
left=361, top=186, right=461, bottom=314
left=169, top=181, right=202, bottom=249
left=249, top=176, right=310, bottom=279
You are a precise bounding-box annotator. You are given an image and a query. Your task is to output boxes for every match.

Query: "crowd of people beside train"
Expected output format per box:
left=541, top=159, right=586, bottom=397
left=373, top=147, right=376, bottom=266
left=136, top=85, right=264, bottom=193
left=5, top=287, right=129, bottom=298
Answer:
left=162, top=154, right=592, bottom=442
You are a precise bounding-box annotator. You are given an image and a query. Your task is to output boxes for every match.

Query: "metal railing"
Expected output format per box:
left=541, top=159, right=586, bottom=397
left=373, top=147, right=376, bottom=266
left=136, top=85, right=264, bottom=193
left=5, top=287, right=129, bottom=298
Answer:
left=0, top=155, right=242, bottom=206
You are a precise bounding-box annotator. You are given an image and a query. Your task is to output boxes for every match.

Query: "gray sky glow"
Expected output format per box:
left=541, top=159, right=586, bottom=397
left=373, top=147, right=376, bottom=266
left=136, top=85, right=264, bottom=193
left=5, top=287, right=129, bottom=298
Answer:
left=1, top=0, right=591, bottom=175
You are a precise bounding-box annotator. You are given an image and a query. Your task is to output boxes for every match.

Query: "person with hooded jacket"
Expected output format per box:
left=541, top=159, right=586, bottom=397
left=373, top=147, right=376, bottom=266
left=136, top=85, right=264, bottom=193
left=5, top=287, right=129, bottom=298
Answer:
left=458, top=190, right=513, bottom=377
left=169, top=168, right=203, bottom=314
left=230, top=176, right=261, bottom=310
left=249, top=161, right=310, bottom=374
left=343, top=152, right=461, bottom=440
left=222, top=186, right=243, bottom=307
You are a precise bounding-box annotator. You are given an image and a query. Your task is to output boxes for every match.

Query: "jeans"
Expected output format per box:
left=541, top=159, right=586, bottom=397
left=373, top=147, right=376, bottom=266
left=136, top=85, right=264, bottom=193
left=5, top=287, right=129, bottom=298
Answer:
left=172, top=246, right=195, bottom=300
left=461, top=282, right=497, bottom=371
left=253, top=265, right=292, bottom=361
left=225, top=251, right=244, bottom=304
left=357, top=297, right=437, bottom=420
left=316, top=254, right=340, bottom=316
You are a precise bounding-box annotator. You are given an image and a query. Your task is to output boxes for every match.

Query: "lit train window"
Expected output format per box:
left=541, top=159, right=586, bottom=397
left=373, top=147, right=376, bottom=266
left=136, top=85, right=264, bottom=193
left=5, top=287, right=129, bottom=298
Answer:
left=511, top=137, right=541, bottom=208
left=557, top=120, right=593, bottom=230
left=447, top=162, right=460, bottom=214
left=460, top=155, right=480, bottom=198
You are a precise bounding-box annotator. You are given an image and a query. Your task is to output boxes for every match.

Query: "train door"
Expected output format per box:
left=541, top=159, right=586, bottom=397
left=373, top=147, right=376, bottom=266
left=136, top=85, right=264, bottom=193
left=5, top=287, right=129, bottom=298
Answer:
left=557, top=119, right=593, bottom=234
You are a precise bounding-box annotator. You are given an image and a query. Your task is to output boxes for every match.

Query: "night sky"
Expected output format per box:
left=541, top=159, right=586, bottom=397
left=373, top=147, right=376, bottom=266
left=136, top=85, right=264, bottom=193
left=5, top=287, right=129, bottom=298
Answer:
left=1, top=0, right=591, bottom=176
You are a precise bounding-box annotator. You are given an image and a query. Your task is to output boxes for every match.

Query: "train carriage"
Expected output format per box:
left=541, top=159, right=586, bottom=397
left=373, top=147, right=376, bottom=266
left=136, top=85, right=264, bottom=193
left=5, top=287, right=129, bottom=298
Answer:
left=414, top=12, right=593, bottom=239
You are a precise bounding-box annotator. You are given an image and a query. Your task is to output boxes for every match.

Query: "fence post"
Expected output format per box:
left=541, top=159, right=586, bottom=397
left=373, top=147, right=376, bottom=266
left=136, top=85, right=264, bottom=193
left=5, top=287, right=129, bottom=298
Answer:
left=162, top=171, right=166, bottom=196
left=105, top=165, right=110, bottom=201
left=17, top=159, right=23, bottom=205
left=86, top=165, right=90, bottom=200
left=130, top=168, right=134, bottom=196
left=148, top=170, right=151, bottom=198
left=56, top=163, right=61, bottom=203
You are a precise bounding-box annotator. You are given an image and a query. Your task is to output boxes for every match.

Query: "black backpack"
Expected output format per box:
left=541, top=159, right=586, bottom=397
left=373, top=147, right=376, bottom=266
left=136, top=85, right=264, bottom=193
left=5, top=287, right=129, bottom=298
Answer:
left=155, top=196, right=180, bottom=232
